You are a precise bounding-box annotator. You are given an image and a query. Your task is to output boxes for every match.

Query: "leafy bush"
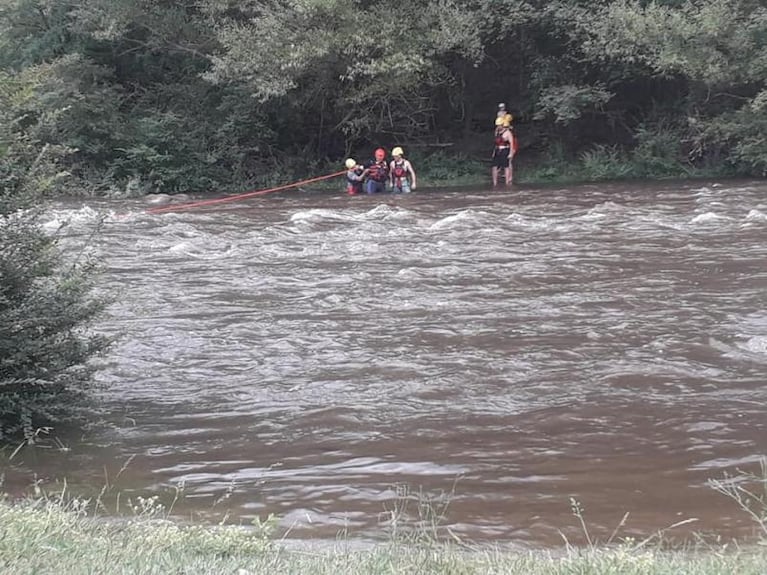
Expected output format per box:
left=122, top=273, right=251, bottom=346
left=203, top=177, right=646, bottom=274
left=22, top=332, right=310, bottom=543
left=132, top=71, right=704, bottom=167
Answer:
left=579, top=144, right=634, bottom=181
left=0, top=66, right=77, bottom=201
left=413, top=149, right=486, bottom=185
left=0, top=66, right=110, bottom=439
left=0, top=209, right=109, bottom=440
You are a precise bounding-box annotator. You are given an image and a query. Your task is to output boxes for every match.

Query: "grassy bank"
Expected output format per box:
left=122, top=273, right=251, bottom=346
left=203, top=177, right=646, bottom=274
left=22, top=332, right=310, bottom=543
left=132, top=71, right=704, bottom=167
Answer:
left=438, top=144, right=730, bottom=188
left=2, top=498, right=767, bottom=575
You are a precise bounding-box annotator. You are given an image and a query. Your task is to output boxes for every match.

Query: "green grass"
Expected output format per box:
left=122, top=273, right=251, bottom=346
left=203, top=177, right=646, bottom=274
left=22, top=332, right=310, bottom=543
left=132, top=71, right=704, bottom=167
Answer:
left=514, top=144, right=725, bottom=186
left=3, top=457, right=767, bottom=574
left=2, top=495, right=767, bottom=575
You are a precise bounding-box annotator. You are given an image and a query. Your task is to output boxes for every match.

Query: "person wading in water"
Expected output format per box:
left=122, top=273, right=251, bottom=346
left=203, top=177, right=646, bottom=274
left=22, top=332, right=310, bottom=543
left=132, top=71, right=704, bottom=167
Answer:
left=365, top=148, right=389, bottom=194
left=492, top=117, right=515, bottom=187
left=344, top=158, right=367, bottom=195
left=389, top=146, right=417, bottom=194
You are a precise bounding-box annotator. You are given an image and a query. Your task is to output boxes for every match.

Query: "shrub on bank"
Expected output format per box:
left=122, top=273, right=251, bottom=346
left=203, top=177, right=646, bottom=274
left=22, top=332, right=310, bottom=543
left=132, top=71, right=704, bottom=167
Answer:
left=1, top=63, right=109, bottom=440
left=0, top=207, right=109, bottom=440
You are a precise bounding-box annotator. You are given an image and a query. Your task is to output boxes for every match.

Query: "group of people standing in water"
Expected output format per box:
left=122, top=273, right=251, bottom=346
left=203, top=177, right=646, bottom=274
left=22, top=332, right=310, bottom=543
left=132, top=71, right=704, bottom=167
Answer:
left=344, top=146, right=417, bottom=195
left=343, top=102, right=516, bottom=194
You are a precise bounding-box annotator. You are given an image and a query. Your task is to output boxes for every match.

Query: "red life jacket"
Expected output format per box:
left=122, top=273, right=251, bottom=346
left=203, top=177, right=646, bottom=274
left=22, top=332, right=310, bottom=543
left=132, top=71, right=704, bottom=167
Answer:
left=494, top=128, right=509, bottom=148
left=367, top=160, right=388, bottom=182
left=392, top=159, right=408, bottom=179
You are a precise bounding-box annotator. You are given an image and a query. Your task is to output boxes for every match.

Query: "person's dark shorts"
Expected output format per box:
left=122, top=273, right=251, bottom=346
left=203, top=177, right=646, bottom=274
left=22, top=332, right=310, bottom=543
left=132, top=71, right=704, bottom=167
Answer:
left=492, top=147, right=510, bottom=168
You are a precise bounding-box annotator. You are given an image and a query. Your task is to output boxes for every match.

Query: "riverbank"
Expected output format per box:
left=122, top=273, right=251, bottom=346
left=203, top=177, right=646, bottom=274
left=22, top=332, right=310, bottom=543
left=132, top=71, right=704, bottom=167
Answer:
left=89, top=144, right=732, bottom=198
left=2, top=498, right=766, bottom=575
left=268, top=145, right=738, bottom=197
left=406, top=143, right=728, bottom=189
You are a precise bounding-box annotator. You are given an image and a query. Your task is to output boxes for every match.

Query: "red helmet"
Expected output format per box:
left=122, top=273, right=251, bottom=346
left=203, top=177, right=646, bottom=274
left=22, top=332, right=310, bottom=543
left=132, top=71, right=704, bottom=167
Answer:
left=374, top=148, right=386, bottom=160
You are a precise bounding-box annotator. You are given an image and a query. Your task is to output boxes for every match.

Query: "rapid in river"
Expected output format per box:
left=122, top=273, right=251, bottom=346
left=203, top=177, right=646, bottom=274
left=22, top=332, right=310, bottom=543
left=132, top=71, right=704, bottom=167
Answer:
left=5, top=180, right=767, bottom=547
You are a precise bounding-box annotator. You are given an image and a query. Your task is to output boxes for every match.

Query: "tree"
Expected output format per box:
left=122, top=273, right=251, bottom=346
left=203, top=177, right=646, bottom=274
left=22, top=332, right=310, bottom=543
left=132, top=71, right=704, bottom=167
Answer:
left=578, top=0, right=767, bottom=172
left=3, top=0, right=767, bottom=186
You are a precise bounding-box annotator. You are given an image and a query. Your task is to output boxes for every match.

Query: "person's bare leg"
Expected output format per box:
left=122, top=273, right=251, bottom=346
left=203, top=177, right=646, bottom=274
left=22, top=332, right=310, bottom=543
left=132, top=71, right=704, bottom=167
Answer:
left=504, top=165, right=512, bottom=186
left=492, top=167, right=499, bottom=187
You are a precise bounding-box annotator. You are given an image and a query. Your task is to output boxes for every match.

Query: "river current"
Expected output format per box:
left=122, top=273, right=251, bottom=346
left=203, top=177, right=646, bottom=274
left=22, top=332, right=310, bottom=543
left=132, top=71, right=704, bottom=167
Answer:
left=4, top=180, right=767, bottom=546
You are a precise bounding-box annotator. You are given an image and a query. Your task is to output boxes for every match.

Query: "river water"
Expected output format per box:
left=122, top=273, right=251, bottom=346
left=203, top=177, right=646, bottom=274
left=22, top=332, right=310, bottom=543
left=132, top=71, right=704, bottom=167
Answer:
left=4, top=180, right=767, bottom=546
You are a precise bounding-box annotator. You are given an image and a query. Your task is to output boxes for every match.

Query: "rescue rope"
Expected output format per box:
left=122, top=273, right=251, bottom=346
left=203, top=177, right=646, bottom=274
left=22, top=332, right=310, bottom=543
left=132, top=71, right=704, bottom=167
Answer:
left=145, top=170, right=347, bottom=215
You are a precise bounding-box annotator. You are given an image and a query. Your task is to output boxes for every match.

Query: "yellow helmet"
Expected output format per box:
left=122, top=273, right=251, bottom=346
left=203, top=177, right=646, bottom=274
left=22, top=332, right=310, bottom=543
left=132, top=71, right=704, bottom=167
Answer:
left=392, top=146, right=404, bottom=157
left=345, top=158, right=356, bottom=169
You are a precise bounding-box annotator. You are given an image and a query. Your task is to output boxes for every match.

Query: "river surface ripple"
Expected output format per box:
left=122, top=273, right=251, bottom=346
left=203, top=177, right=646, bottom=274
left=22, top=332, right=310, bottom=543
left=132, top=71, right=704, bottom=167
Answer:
left=6, top=180, right=767, bottom=546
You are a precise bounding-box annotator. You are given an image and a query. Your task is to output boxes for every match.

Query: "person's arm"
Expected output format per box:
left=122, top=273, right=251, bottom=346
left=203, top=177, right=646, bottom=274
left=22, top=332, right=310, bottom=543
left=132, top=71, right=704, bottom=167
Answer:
left=506, top=130, right=516, bottom=159
left=389, top=161, right=395, bottom=186
left=503, top=130, right=515, bottom=157
left=407, top=161, right=417, bottom=189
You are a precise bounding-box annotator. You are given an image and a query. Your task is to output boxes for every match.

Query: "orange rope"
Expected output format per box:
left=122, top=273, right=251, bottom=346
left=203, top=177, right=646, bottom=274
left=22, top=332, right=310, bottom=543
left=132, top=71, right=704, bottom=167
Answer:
left=146, top=170, right=347, bottom=215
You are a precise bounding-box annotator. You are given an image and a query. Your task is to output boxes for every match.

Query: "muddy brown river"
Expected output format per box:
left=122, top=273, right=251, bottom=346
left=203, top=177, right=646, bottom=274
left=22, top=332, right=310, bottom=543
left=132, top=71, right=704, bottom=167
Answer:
left=4, top=180, right=767, bottom=547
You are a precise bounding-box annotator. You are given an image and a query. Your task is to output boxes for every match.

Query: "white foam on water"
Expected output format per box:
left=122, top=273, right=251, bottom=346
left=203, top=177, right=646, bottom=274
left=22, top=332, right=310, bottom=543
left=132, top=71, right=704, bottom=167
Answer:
left=39, top=205, right=111, bottom=233
left=363, top=204, right=414, bottom=222
left=167, top=238, right=238, bottom=259
left=430, top=209, right=486, bottom=230
left=740, top=335, right=767, bottom=355
left=289, top=208, right=349, bottom=223
left=584, top=201, right=625, bottom=220
left=746, top=209, right=766, bottom=221
left=396, top=268, right=420, bottom=278
left=690, top=211, right=728, bottom=224
left=630, top=213, right=685, bottom=231
left=506, top=213, right=541, bottom=227
left=711, top=309, right=767, bottom=362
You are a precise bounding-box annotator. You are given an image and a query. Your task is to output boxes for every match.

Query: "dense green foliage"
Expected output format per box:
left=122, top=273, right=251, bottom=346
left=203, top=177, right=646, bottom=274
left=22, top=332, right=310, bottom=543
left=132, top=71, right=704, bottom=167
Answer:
left=0, top=69, right=108, bottom=440
left=0, top=14, right=110, bottom=440
left=1, top=0, right=766, bottom=193
left=0, top=207, right=109, bottom=440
